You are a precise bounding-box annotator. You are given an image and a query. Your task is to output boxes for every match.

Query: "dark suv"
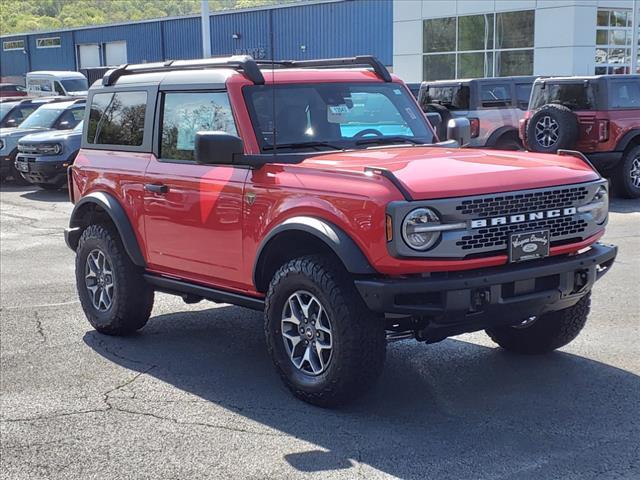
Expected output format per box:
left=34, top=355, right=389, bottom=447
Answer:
left=419, top=76, right=536, bottom=150
left=64, top=56, right=616, bottom=406
left=520, top=75, right=640, bottom=198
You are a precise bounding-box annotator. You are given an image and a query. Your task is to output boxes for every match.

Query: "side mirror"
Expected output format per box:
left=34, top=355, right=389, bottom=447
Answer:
left=58, top=121, right=71, bottom=129
left=447, top=117, right=471, bottom=147
left=5, top=119, right=17, bottom=128
left=195, top=131, right=244, bottom=165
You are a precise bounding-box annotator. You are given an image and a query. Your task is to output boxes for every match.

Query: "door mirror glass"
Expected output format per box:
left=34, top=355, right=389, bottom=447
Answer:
left=195, top=131, right=244, bottom=165
left=446, top=117, right=471, bottom=147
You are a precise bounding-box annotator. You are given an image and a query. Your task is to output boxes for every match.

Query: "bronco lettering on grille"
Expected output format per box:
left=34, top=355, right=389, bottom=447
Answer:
left=470, top=207, right=577, bottom=229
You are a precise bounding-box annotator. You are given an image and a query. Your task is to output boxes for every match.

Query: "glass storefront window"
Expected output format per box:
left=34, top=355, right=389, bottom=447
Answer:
left=595, top=8, right=635, bottom=75
left=423, top=54, right=456, bottom=81
left=423, top=17, right=456, bottom=53
left=458, top=14, right=494, bottom=51
left=496, top=50, right=533, bottom=77
left=496, top=11, right=534, bottom=49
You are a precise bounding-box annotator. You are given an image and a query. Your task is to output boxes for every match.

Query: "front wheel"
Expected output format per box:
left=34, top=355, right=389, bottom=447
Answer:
left=76, top=224, right=154, bottom=335
left=264, top=255, right=386, bottom=407
left=614, top=145, right=640, bottom=199
left=486, top=293, right=590, bottom=354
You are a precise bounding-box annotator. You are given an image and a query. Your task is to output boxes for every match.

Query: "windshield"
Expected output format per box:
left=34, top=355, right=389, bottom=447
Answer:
left=73, top=120, right=84, bottom=132
left=529, top=83, right=598, bottom=110
left=244, top=83, right=434, bottom=151
left=61, top=78, right=88, bottom=92
left=19, top=107, right=63, bottom=129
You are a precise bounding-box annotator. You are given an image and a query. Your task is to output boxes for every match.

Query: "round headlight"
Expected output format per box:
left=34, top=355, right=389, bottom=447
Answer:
left=591, top=185, right=608, bottom=224
left=53, top=143, right=62, bottom=154
left=402, top=207, right=441, bottom=251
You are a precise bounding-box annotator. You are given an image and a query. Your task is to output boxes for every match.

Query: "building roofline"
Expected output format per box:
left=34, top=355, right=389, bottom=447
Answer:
left=0, top=0, right=340, bottom=39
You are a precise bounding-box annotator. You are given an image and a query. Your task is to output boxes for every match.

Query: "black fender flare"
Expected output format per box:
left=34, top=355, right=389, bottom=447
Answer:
left=253, top=216, right=375, bottom=289
left=486, top=126, right=519, bottom=147
left=615, top=129, right=640, bottom=153
left=67, top=191, right=146, bottom=266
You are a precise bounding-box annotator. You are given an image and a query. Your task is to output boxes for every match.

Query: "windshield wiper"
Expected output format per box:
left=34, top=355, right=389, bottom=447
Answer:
left=355, top=136, right=424, bottom=146
left=263, top=141, right=344, bottom=151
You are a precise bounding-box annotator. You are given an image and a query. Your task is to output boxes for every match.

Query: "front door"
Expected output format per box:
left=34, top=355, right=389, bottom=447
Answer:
left=143, top=90, right=249, bottom=290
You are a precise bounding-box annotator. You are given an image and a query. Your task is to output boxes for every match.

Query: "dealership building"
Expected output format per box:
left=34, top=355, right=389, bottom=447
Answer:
left=1, top=0, right=639, bottom=84
left=394, top=0, right=640, bottom=82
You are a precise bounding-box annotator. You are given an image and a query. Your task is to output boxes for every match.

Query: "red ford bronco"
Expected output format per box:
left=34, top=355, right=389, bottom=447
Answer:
left=65, top=56, right=617, bottom=406
left=520, top=75, right=640, bottom=198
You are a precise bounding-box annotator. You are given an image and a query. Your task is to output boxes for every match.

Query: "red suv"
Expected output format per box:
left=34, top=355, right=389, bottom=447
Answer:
left=65, top=56, right=617, bottom=406
left=520, top=75, right=640, bottom=198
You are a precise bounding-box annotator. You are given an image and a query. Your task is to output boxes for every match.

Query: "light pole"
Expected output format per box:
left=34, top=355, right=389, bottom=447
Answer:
left=201, top=0, right=211, bottom=58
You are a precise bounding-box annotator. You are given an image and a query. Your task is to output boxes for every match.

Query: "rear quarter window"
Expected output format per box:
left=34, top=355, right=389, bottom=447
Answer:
left=530, top=83, right=597, bottom=111
left=87, top=91, right=147, bottom=146
left=608, top=80, right=640, bottom=109
left=422, top=85, right=470, bottom=110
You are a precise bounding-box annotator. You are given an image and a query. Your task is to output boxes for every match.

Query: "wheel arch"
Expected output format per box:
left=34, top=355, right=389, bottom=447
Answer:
left=616, top=129, right=640, bottom=153
left=486, top=126, right=520, bottom=148
left=253, top=216, right=375, bottom=293
left=67, top=191, right=146, bottom=267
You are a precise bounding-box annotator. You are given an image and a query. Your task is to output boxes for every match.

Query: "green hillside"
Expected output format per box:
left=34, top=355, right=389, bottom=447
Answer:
left=0, top=0, right=297, bottom=36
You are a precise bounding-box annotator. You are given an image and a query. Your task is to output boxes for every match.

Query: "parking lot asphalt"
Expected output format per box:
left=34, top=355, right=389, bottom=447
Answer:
left=1, top=184, right=638, bottom=480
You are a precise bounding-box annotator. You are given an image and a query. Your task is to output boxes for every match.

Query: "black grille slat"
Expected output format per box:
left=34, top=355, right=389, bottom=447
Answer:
left=456, top=186, right=588, bottom=217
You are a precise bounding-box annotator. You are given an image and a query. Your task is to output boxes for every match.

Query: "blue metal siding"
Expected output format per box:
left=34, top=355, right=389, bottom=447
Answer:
left=75, top=22, right=163, bottom=64
left=0, top=0, right=392, bottom=79
left=163, top=17, right=201, bottom=60
left=0, top=36, right=30, bottom=77
left=29, top=32, right=76, bottom=71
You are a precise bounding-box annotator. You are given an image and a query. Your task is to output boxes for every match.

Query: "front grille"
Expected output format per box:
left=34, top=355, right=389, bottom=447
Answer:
left=18, top=144, right=39, bottom=154
left=456, top=217, right=588, bottom=250
left=456, top=186, right=589, bottom=217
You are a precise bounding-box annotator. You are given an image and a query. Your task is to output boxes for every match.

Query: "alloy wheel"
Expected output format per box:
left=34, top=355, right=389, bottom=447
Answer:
left=629, top=156, right=640, bottom=188
left=535, top=115, right=559, bottom=148
left=281, top=291, right=333, bottom=375
left=85, top=249, right=114, bottom=311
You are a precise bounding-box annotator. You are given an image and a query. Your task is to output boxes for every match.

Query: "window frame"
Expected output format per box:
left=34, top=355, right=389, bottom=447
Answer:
left=3, top=40, right=24, bottom=51
left=156, top=89, right=238, bottom=165
left=36, top=37, right=61, bottom=49
left=595, top=7, right=636, bottom=74
left=607, top=78, right=640, bottom=110
left=82, top=85, right=156, bottom=153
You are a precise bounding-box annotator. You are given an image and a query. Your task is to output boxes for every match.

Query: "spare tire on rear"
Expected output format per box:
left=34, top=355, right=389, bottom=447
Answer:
left=424, top=103, right=452, bottom=140
left=526, top=104, right=579, bottom=153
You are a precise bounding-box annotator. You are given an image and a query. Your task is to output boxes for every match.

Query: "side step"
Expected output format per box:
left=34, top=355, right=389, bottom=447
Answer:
left=143, top=274, right=265, bottom=311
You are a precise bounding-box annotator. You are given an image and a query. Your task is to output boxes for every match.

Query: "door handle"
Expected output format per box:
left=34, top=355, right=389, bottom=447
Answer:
left=144, top=183, right=169, bottom=194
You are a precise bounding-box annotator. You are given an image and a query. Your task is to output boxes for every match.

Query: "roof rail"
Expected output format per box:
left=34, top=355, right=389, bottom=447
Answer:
left=256, top=56, right=392, bottom=82
left=102, top=55, right=265, bottom=86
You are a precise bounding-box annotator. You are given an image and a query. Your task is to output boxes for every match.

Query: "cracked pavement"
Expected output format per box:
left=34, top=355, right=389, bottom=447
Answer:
left=1, top=184, right=639, bottom=479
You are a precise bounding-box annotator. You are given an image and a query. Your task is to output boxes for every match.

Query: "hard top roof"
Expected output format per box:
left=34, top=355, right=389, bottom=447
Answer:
left=422, top=75, right=538, bottom=86
left=533, top=74, right=640, bottom=84
left=27, top=71, right=86, bottom=78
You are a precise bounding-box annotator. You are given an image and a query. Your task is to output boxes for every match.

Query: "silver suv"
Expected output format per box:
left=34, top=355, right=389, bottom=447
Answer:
left=418, top=76, right=536, bottom=150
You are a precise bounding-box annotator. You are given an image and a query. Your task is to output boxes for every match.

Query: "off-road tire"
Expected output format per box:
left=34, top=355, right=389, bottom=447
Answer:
left=264, top=255, right=386, bottom=407
left=613, top=144, right=640, bottom=199
left=526, top=104, right=579, bottom=153
left=76, top=223, right=154, bottom=335
left=425, top=103, right=452, bottom=140
left=486, top=293, right=590, bottom=354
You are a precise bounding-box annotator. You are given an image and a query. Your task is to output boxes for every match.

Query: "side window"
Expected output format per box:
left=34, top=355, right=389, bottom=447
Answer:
left=160, top=91, right=237, bottom=161
left=8, top=106, right=35, bottom=124
left=480, top=83, right=512, bottom=107
left=54, top=81, right=65, bottom=95
left=423, top=85, right=470, bottom=110
left=609, top=81, right=640, bottom=109
left=515, top=83, right=533, bottom=110
left=87, top=91, right=147, bottom=146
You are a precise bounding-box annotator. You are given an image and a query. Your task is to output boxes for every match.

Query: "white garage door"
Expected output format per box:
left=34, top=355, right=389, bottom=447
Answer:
left=105, top=41, right=127, bottom=66
left=78, top=44, right=100, bottom=68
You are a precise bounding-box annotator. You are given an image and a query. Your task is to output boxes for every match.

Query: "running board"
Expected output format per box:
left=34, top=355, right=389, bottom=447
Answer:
left=143, top=274, right=265, bottom=311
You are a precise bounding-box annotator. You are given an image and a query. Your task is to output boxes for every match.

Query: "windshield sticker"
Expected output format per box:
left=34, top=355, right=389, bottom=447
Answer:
left=404, top=107, right=417, bottom=120
left=393, top=89, right=402, bottom=95
left=327, top=104, right=350, bottom=123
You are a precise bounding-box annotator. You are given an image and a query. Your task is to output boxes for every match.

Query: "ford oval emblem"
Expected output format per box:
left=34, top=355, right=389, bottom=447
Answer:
left=523, top=243, right=538, bottom=253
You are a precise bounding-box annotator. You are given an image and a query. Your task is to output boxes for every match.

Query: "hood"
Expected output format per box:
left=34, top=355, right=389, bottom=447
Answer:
left=297, top=146, right=600, bottom=200
left=1, top=127, right=50, bottom=139
left=19, top=129, right=80, bottom=143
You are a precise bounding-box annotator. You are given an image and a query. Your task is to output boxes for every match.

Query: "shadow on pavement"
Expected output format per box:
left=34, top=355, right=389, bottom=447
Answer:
left=609, top=197, right=640, bottom=213
left=20, top=188, right=69, bottom=203
left=84, top=305, right=639, bottom=479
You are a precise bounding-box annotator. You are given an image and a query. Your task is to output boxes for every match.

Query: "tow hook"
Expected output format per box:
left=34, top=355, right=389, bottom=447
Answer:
left=573, top=269, right=589, bottom=293
left=470, top=288, right=491, bottom=312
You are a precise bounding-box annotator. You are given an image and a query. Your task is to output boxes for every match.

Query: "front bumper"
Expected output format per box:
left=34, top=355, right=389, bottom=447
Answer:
left=15, top=154, right=69, bottom=186
left=355, top=242, right=616, bottom=339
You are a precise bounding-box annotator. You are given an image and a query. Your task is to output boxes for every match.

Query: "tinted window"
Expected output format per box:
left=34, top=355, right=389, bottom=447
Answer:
left=609, top=81, right=640, bottom=108
left=87, top=91, right=147, bottom=146
left=61, top=78, right=88, bottom=92
left=515, top=83, right=533, bottom=109
left=480, top=83, right=511, bottom=107
left=530, top=83, right=598, bottom=110
left=245, top=83, right=433, bottom=151
left=422, top=85, right=470, bottom=110
left=161, top=91, right=237, bottom=161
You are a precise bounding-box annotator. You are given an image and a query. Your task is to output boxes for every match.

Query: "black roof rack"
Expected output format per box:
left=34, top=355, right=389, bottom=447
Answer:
left=102, top=55, right=265, bottom=86
left=256, top=56, right=392, bottom=82
left=101, top=55, right=392, bottom=87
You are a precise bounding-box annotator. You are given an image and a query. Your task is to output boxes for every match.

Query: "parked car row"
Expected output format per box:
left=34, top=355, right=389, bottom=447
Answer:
left=418, top=74, right=640, bottom=198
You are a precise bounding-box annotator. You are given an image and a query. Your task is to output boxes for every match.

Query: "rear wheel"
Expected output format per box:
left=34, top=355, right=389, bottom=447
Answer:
left=76, top=224, right=154, bottom=335
left=264, top=255, right=386, bottom=407
left=614, top=145, right=640, bottom=199
left=486, top=293, right=590, bottom=354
